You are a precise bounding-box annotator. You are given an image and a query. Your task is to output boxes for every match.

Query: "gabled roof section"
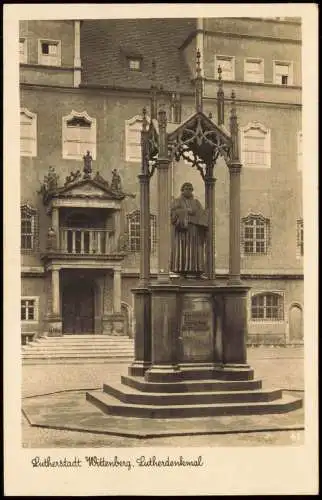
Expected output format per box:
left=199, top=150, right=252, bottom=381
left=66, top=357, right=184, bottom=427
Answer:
left=56, top=177, right=126, bottom=200
left=39, top=166, right=129, bottom=206
left=167, top=111, right=232, bottom=144
left=80, top=18, right=196, bottom=93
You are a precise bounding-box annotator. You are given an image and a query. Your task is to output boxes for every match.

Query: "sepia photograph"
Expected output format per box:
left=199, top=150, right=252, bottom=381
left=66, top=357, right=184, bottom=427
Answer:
left=4, top=3, right=318, bottom=496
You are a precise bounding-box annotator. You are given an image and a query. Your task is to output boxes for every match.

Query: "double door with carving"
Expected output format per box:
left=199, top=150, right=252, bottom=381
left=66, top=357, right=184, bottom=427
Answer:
left=62, top=281, right=94, bottom=334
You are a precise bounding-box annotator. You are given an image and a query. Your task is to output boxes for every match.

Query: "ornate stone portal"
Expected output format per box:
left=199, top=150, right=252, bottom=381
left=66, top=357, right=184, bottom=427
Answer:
left=87, top=52, right=302, bottom=417
left=39, top=156, right=133, bottom=337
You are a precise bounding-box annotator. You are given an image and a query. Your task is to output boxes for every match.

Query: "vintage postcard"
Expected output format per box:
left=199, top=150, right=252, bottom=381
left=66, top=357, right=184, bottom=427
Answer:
left=4, top=3, right=318, bottom=496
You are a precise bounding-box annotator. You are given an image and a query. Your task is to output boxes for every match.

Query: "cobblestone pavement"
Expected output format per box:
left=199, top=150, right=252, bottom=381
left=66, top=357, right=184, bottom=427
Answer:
left=22, top=347, right=304, bottom=447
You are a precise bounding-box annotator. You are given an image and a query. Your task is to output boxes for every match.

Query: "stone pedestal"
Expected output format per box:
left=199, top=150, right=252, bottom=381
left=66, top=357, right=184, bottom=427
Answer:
left=102, top=313, right=125, bottom=336
left=87, top=280, right=302, bottom=418
left=46, top=314, right=63, bottom=337
left=143, top=281, right=250, bottom=382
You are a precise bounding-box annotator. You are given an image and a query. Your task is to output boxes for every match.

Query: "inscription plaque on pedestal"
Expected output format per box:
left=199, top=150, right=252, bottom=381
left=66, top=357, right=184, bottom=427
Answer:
left=180, top=293, right=214, bottom=362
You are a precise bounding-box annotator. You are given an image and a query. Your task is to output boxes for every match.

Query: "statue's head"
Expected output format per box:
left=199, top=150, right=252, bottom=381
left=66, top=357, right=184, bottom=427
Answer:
left=181, top=182, right=194, bottom=199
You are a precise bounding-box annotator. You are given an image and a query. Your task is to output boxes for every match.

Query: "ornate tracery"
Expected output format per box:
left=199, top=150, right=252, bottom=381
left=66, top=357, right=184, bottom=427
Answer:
left=138, top=49, right=243, bottom=285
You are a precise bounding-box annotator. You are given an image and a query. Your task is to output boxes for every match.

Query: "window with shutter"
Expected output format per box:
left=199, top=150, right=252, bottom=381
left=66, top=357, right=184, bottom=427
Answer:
left=241, top=122, right=271, bottom=168
left=62, top=111, right=96, bottom=160
left=20, top=109, right=37, bottom=157
left=38, top=39, right=61, bottom=66
left=214, top=55, right=235, bottom=81
left=244, top=58, right=264, bottom=83
left=125, top=115, right=150, bottom=162
left=273, top=61, right=293, bottom=85
left=19, top=38, right=27, bottom=63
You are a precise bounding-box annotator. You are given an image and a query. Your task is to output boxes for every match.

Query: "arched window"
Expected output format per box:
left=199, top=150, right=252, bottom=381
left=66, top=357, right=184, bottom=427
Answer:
left=21, top=204, right=38, bottom=252
left=241, top=214, right=270, bottom=255
left=62, top=110, right=96, bottom=160
left=127, top=211, right=157, bottom=253
left=240, top=122, right=271, bottom=168
left=125, top=115, right=150, bottom=162
left=20, top=108, right=37, bottom=157
left=251, top=292, right=284, bottom=321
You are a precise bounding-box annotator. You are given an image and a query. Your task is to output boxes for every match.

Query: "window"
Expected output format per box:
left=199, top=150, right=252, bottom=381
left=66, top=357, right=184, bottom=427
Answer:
left=297, top=219, right=304, bottom=257
left=128, top=58, right=142, bottom=71
left=21, top=204, right=38, bottom=252
left=297, top=131, right=303, bottom=171
left=21, top=297, right=38, bottom=322
left=241, top=122, right=271, bottom=168
left=125, top=115, right=150, bottom=162
left=20, top=108, right=37, bottom=157
left=127, top=211, right=157, bottom=253
left=273, top=61, right=293, bottom=85
left=251, top=293, right=284, bottom=321
left=244, top=58, right=264, bottom=83
left=62, top=110, right=96, bottom=160
left=214, top=55, right=235, bottom=81
left=19, top=38, right=27, bottom=63
left=38, top=39, right=61, bottom=66
left=242, top=214, right=270, bottom=255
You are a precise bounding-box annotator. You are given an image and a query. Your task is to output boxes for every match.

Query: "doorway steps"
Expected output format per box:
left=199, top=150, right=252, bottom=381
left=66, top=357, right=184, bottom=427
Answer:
left=22, top=335, right=134, bottom=365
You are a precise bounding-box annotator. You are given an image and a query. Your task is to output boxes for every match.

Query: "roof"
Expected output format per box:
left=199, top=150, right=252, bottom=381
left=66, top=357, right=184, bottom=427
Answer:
left=80, top=18, right=196, bottom=93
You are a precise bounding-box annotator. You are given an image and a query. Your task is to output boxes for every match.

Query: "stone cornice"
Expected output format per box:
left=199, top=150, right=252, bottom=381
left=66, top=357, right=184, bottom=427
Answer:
left=121, top=270, right=304, bottom=280
left=20, top=82, right=194, bottom=98
left=205, top=78, right=302, bottom=92
left=21, top=266, right=45, bottom=276
left=20, top=63, right=80, bottom=72
left=180, top=28, right=301, bottom=50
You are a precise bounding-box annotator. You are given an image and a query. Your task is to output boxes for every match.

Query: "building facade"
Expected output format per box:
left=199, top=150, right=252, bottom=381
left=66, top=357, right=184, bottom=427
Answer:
left=20, top=17, right=303, bottom=344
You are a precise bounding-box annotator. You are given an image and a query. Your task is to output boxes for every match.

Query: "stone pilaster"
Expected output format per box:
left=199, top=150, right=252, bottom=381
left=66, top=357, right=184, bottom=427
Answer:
left=144, top=284, right=179, bottom=381
left=138, top=173, right=150, bottom=287
left=128, top=287, right=152, bottom=376
left=113, top=209, right=121, bottom=249
left=113, top=268, right=121, bottom=313
left=51, top=207, right=59, bottom=249
left=222, top=287, right=249, bottom=365
left=157, top=107, right=171, bottom=283
left=205, top=175, right=216, bottom=281
left=47, top=267, right=62, bottom=336
left=228, top=162, right=242, bottom=284
left=156, top=159, right=171, bottom=282
left=73, top=20, right=81, bottom=87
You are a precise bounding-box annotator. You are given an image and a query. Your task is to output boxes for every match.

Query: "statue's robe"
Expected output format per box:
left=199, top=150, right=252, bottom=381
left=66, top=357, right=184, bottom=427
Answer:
left=170, top=195, right=208, bottom=275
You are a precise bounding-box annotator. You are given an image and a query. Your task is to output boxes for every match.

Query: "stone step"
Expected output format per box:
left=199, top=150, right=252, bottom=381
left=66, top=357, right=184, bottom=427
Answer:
left=23, top=358, right=131, bottom=365
left=86, top=389, right=303, bottom=418
left=25, top=344, right=134, bottom=350
left=142, top=366, right=255, bottom=382
left=22, top=346, right=134, bottom=352
left=39, top=335, right=127, bottom=339
left=121, top=374, right=263, bottom=393
left=22, top=335, right=135, bottom=364
left=33, top=336, right=133, bottom=343
left=103, top=381, right=282, bottom=405
left=22, top=352, right=134, bottom=358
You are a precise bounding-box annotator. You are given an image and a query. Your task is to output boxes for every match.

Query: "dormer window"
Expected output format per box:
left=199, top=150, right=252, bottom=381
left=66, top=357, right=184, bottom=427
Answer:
left=128, top=58, right=142, bottom=71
